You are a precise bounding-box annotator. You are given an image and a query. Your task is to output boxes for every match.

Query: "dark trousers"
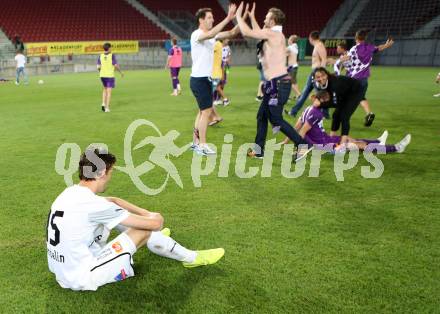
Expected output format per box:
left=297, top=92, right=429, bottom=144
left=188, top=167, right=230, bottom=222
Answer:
left=255, top=78, right=307, bottom=154
left=331, top=91, right=364, bottom=136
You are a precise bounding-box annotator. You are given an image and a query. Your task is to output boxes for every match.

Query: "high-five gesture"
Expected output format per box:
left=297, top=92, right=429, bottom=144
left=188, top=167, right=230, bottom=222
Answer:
left=227, top=3, right=237, bottom=21
left=248, top=2, right=256, bottom=19
left=236, top=2, right=244, bottom=20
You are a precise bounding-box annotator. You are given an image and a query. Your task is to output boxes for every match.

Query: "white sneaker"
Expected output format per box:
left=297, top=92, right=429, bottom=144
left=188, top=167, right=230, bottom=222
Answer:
left=192, top=144, right=206, bottom=156
left=433, top=93, right=440, bottom=97
left=213, top=99, right=223, bottom=106
left=377, top=130, right=389, bottom=145
left=15, top=81, right=19, bottom=85
left=223, top=98, right=230, bottom=106
left=104, top=107, right=110, bottom=113
left=294, top=145, right=314, bottom=162
left=395, top=134, right=411, bottom=153
left=199, top=144, right=216, bottom=155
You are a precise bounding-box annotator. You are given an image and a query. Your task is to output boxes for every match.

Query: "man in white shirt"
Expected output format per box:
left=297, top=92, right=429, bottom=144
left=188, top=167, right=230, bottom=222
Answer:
left=190, top=4, right=240, bottom=156
left=47, top=148, right=225, bottom=291
left=286, top=35, right=301, bottom=98
left=14, top=50, right=28, bottom=85
left=332, top=43, right=351, bottom=75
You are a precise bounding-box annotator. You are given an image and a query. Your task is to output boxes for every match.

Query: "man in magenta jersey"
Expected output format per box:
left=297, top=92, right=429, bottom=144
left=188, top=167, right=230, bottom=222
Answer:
left=166, top=38, right=183, bottom=96
left=287, top=90, right=411, bottom=154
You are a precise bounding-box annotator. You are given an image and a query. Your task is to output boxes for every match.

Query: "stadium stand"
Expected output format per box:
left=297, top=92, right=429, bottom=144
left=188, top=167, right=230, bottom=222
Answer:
left=345, top=0, right=440, bottom=38
left=136, top=0, right=343, bottom=38
left=0, top=0, right=169, bottom=42
left=137, top=0, right=231, bottom=38
left=138, top=0, right=226, bottom=17
left=0, top=0, right=344, bottom=42
left=252, top=0, right=343, bottom=37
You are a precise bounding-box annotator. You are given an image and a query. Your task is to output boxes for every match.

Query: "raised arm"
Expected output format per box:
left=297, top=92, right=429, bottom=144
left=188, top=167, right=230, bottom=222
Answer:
left=376, top=38, right=394, bottom=52
left=248, top=2, right=261, bottom=31
left=217, top=3, right=250, bottom=40
left=236, top=2, right=271, bottom=40
left=216, top=24, right=241, bottom=40
left=198, top=3, right=236, bottom=41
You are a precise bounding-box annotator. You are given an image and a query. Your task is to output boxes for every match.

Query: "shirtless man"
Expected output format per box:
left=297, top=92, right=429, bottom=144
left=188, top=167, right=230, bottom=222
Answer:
left=286, top=35, right=301, bottom=98
left=235, top=2, right=311, bottom=161
left=287, top=31, right=327, bottom=117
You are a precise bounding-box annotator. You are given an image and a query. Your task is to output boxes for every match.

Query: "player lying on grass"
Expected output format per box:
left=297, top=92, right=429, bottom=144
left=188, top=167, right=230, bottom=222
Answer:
left=282, top=90, right=411, bottom=153
left=47, top=148, right=224, bottom=291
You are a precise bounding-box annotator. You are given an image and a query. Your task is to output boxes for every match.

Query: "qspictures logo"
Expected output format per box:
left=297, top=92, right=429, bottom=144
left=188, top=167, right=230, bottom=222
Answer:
left=54, top=119, right=385, bottom=195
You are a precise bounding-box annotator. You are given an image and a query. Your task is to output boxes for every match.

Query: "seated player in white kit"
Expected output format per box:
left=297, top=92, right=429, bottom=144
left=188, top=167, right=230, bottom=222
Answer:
left=47, top=148, right=224, bottom=291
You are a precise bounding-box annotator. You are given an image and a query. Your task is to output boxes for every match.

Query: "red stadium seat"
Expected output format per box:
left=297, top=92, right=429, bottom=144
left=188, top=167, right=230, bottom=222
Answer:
left=0, top=0, right=169, bottom=42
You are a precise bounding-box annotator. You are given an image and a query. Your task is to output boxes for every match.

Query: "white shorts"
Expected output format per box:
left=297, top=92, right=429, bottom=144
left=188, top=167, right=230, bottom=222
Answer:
left=89, top=232, right=137, bottom=289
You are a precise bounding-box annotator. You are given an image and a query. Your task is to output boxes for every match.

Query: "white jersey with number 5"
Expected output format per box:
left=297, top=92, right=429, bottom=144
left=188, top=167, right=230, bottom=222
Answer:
left=47, top=185, right=129, bottom=290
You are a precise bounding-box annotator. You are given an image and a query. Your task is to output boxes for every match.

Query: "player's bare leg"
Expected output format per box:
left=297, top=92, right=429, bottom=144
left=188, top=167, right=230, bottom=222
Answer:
left=193, top=111, right=201, bottom=146
left=198, top=108, right=212, bottom=144
left=101, top=89, right=107, bottom=111
left=209, top=106, right=223, bottom=126
left=360, top=100, right=371, bottom=113
left=292, top=83, right=301, bottom=98
left=361, top=100, right=375, bottom=127
left=105, top=88, right=112, bottom=112
left=125, top=228, right=152, bottom=248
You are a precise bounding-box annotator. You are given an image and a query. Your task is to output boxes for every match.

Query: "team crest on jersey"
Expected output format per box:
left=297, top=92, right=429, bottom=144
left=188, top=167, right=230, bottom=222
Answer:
left=111, top=241, right=123, bottom=253
left=114, top=269, right=127, bottom=281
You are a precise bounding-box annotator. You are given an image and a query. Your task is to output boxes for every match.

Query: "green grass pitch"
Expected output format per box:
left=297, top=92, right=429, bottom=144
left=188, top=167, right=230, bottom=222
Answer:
left=1, top=66, right=439, bottom=313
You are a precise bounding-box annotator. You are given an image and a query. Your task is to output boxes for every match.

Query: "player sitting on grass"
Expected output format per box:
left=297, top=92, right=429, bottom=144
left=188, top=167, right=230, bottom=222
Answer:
left=47, top=148, right=224, bottom=291
left=283, top=90, right=411, bottom=154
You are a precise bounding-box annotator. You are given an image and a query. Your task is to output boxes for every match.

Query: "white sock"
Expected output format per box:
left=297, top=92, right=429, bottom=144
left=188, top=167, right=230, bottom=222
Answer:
left=147, top=231, right=196, bottom=263
left=177, top=84, right=181, bottom=90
